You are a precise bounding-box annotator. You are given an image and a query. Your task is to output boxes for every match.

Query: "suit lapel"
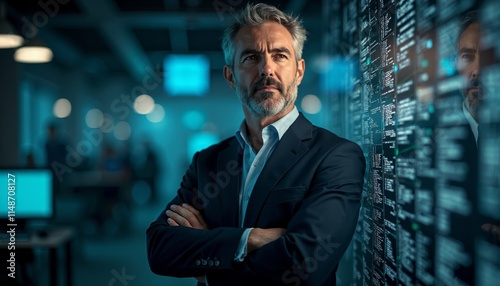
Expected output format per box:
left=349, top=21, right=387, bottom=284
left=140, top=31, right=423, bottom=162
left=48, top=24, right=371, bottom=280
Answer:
left=243, top=114, right=312, bottom=227
left=216, top=138, right=243, bottom=227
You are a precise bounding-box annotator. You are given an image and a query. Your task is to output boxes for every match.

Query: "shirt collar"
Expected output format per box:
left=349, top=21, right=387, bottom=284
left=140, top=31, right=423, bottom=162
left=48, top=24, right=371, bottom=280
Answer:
left=236, top=106, right=299, bottom=149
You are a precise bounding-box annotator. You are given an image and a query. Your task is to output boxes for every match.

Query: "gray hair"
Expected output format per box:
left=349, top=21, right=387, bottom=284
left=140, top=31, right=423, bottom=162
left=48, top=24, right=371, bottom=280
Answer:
left=457, top=10, right=478, bottom=50
left=221, top=3, right=307, bottom=66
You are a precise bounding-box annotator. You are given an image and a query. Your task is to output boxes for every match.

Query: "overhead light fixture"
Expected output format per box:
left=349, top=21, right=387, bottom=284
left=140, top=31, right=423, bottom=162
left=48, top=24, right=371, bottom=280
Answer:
left=14, top=37, right=53, bottom=63
left=0, top=1, right=23, bottom=48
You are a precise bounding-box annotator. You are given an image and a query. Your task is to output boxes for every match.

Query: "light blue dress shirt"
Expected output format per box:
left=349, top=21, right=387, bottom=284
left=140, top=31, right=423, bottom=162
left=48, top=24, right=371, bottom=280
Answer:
left=233, top=106, right=299, bottom=262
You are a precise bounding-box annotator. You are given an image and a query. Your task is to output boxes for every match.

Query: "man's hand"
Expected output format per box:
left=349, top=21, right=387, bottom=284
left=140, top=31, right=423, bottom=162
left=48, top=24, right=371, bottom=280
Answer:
left=166, top=203, right=208, bottom=284
left=247, top=228, right=286, bottom=253
left=166, top=203, right=208, bottom=230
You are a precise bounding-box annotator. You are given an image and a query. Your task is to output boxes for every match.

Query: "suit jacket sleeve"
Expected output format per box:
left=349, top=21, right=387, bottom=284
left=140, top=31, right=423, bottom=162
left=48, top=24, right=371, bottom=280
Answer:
left=146, top=151, right=246, bottom=277
left=207, top=139, right=365, bottom=285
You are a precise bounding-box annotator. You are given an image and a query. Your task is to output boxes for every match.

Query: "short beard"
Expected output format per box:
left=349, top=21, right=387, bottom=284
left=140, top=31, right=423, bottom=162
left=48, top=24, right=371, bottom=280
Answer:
left=462, top=78, right=484, bottom=120
left=235, top=76, right=297, bottom=117
left=464, top=89, right=481, bottom=120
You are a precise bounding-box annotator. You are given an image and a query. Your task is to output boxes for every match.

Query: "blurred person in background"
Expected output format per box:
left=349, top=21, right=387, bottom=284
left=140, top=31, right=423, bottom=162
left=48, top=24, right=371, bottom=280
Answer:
left=456, top=10, right=499, bottom=244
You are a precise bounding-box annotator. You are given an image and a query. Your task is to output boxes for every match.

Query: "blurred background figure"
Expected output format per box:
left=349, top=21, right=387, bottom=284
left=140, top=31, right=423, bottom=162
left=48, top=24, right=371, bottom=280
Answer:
left=44, top=123, right=67, bottom=194
left=44, top=123, right=67, bottom=168
left=95, top=143, right=133, bottom=234
left=25, top=151, right=35, bottom=167
left=456, top=11, right=483, bottom=143
left=134, top=140, right=160, bottom=203
left=456, top=10, right=499, bottom=245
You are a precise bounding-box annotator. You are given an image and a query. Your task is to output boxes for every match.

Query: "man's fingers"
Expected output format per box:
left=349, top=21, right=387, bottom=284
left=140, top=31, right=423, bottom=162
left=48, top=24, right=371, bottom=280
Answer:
left=182, top=203, right=203, bottom=219
left=174, top=204, right=208, bottom=229
left=172, top=204, right=196, bottom=221
left=167, top=218, right=179, bottom=226
left=166, top=204, right=208, bottom=230
left=182, top=204, right=208, bottom=228
left=166, top=209, right=192, bottom=227
left=182, top=203, right=200, bottom=215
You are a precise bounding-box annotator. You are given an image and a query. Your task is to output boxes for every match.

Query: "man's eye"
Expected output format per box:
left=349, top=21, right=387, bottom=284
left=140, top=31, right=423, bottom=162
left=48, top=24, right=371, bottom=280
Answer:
left=243, top=55, right=258, bottom=62
left=461, top=53, right=474, bottom=62
left=275, top=54, right=287, bottom=60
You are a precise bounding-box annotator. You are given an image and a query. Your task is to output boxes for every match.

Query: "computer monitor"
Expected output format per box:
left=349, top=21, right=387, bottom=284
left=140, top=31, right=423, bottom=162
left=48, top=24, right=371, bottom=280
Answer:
left=0, top=168, right=54, bottom=222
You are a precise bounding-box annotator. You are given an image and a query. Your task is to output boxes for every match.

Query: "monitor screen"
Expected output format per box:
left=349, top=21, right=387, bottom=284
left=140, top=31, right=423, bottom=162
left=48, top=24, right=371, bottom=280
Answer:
left=0, top=168, right=53, bottom=220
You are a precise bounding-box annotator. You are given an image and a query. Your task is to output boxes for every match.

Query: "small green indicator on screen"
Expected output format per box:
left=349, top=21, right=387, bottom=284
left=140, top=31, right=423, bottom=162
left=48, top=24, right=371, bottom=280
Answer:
left=412, top=223, right=419, bottom=231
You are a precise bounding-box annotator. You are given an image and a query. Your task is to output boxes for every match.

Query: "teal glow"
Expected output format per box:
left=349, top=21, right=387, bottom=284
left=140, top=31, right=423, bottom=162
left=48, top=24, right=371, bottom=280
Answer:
left=164, top=54, right=210, bottom=96
left=182, top=110, right=206, bottom=130
left=187, top=132, right=219, bottom=162
left=426, top=39, right=433, bottom=49
left=321, top=57, right=357, bottom=92
left=440, top=58, right=456, bottom=76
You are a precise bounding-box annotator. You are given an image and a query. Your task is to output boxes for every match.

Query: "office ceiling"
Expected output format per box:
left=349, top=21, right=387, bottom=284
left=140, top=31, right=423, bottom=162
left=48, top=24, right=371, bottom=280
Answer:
left=4, top=0, right=321, bottom=83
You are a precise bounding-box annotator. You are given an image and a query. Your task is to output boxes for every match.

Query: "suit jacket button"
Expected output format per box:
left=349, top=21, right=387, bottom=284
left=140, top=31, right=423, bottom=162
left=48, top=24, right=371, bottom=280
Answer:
left=196, top=260, right=200, bottom=266
left=214, top=260, right=220, bottom=266
left=202, top=259, right=207, bottom=266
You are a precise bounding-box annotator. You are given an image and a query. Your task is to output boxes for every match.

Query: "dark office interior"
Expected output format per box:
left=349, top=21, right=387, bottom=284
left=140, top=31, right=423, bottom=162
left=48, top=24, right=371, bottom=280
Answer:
left=0, top=0, right=499, bottom=285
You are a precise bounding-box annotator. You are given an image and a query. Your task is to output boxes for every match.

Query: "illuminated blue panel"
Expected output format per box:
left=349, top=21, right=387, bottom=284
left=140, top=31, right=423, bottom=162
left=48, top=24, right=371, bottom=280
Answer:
left=0, top=169, right=53, bottom=219
left=164, top=54, right=210, bottom=96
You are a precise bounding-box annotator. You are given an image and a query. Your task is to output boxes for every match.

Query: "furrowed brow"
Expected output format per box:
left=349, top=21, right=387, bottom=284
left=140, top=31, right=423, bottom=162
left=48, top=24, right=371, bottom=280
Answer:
left=239, top=49, right=260, bottom=60
left=271, top=47, right=292, bottom=56
left=459, top=47, right=476, bottom=54
left=238, top=47, right=293, bottom=59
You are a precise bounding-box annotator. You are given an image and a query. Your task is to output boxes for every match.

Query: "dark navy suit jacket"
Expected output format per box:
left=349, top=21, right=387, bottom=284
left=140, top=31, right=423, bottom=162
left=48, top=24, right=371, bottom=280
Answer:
left=147, top=113, right=366, bottom=285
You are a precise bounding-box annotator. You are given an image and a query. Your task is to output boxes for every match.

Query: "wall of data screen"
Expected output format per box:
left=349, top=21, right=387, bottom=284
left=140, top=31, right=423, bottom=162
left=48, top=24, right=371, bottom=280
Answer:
left=323, top=0, right=500, bottom=285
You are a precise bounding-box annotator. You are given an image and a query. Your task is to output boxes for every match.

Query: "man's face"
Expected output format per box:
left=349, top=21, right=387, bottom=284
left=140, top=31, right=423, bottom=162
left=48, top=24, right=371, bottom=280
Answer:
left=224, top=22, right=305, bottom=118
left=457, top=23, right=483, bottom=120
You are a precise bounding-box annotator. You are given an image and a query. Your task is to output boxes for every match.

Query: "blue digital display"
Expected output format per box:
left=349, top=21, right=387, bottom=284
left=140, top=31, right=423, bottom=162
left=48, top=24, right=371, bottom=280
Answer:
left=164, top=54, right=210, bottom=96
left=0, top=169, right=53, bottom=219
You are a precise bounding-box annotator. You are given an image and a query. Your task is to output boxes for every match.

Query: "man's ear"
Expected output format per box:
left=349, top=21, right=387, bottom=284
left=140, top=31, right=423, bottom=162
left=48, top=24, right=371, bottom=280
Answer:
left=296, top=59, right=305, bottom=86
left=223, top=65, right=236, bottom=89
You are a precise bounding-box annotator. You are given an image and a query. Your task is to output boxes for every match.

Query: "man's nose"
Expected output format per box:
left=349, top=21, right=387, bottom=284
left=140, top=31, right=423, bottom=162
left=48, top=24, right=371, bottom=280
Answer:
left=471, top=57, right=480, bottom=79
left=260, top=56, right=274, bottom=77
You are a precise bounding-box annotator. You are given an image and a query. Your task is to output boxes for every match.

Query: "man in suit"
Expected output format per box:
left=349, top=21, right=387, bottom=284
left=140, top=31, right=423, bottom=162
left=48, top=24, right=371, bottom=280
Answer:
left=456, top=11, right=499, bottom=245
left=147, top=3, right=366, bottom=285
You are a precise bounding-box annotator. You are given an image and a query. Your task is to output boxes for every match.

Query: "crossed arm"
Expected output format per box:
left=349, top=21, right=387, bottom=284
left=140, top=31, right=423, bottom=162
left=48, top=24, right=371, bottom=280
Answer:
left=166, top=203, right=285, bottom=251
left=166, top=203, right=285, bottom=283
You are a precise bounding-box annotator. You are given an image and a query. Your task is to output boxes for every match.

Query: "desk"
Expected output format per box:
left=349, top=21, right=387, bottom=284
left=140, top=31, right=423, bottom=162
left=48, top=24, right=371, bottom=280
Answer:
left=0, top=227, right=75, bottom=286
